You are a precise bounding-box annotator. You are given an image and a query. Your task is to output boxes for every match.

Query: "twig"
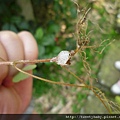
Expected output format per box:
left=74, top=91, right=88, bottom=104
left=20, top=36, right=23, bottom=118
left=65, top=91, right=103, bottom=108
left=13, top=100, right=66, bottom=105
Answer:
left=0, top=58, right=52, bottom=66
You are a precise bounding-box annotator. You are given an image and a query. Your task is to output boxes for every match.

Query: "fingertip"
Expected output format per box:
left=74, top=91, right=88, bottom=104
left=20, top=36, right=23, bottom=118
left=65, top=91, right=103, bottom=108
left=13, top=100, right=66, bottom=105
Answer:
left=0, top=42, right=8, bottom=84
left=18, top=31, right=38, bottom=60
left=0, top=31, right=24, bottom=85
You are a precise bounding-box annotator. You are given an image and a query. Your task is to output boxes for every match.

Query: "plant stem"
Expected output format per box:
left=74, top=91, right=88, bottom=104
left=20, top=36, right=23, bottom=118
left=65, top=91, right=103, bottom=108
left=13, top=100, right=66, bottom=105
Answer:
left=13, top=63, right=86, bottom=88
left=0, top=58, right=52, bottom=66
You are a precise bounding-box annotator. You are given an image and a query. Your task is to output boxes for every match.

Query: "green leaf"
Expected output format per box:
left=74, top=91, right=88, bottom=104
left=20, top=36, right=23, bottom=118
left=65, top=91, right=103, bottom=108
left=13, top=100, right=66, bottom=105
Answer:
left=48, top=24, right=60, bottom=33
left=70, top=7, right=77, bottom=18
left=53, top=46, right=61, bottom=54
left=13, top=64, right=37, bottom=83
left=2, top=23, right=18, bottom=33
left=19, top=21, right=29, bottom=30
left=23, top=64, right=37, bottom=71
left=9, top=24, right=18, bottom=32
left=13, top=72, right=29, bottom=83
left=38, top=45, right=45, bottom=58
left=42, top=34, right=55, bottom=46
left=35, top=27, right=44, bottom=40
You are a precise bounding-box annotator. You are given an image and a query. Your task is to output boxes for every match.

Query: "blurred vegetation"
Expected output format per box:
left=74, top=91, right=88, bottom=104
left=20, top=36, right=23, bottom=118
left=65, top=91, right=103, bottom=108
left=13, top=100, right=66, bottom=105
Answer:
left=0, top=0, right=120, bottom=113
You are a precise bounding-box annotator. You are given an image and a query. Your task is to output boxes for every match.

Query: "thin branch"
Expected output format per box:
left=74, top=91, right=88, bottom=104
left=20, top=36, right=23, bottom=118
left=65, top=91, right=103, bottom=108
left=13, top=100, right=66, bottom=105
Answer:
left=0, top=58, right=52, bottom=66
left=13, top=62, right=86, bottom=88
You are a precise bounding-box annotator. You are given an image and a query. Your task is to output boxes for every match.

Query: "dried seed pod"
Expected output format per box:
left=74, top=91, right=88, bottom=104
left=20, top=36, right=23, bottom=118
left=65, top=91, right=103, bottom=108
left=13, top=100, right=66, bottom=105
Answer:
left=50, top=51, right=71, bottom=66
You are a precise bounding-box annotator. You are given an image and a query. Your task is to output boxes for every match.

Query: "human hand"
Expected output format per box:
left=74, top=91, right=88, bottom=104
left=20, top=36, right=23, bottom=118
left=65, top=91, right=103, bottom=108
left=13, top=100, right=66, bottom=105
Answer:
left=0, top=31, right=38, bottom=114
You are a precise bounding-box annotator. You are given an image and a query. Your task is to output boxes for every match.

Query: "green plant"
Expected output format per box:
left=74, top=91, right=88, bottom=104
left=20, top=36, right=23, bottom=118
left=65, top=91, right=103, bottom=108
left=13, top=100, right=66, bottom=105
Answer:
left=0, top=0, right=120, bottom=114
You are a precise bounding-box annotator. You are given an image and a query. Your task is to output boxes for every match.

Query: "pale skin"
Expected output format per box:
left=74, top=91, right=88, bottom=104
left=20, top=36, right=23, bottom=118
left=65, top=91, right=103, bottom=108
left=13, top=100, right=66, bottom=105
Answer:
left=0, top=31, right=38, bottom=114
